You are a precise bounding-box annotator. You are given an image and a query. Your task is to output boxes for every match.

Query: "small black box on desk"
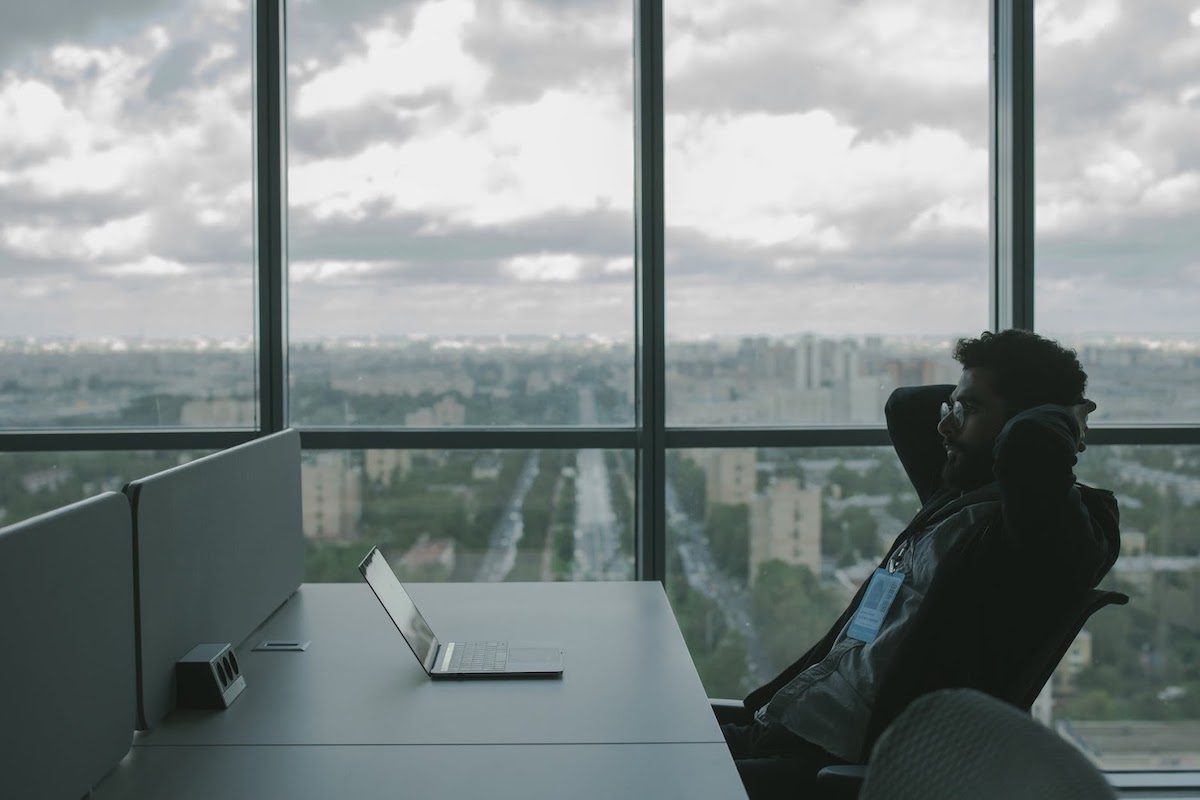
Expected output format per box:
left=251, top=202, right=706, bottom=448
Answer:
left=176, top=643, right=245, bottom=709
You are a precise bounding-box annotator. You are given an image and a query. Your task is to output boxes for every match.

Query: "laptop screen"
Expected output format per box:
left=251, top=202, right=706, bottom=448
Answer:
left=358, top=547, right=440, bottom=672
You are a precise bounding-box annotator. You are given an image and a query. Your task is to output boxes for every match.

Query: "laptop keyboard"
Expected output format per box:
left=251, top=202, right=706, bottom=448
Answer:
left=448, top=641, right=508, bottom=672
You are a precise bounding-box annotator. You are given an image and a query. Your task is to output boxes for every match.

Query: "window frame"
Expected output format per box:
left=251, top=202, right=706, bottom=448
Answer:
left=0, top=1, right=1197, bottom=785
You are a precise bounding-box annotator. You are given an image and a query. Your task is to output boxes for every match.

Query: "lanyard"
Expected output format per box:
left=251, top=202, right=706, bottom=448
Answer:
left=888, top=537, right=911, bottom=574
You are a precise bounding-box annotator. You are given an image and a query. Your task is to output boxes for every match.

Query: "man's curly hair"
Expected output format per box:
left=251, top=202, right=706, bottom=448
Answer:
left=953, top=330, right=1087, bottom=413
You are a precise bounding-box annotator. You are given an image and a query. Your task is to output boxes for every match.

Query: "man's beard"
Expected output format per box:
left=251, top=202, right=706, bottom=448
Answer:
left=942, top=443, right=995, bottom=490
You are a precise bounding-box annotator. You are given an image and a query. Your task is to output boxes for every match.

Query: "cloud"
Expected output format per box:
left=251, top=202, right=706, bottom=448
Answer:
left=0, top=0, right=1196, bottom=342
left=101, top=254, right=189, bottom=277
left=461, top=0, right=631, bottom=103
left=604, top=256, right=633, bottom=274
left=664, top=0, right=987, bottom=141
left=666, top=110, right=987, bottom=252
left=1035, top=0, right=1120, bottom=46
left=2, top=212, right=150, bottom=261
left=293, top=0, right=487, bottom=118
left=0, top=0, right=170, bottom=61
left=290, top=259, right=398, bottom=284
left=290, top=84, right=632, bottom=226
left=503, top=252, right=584, bottom=282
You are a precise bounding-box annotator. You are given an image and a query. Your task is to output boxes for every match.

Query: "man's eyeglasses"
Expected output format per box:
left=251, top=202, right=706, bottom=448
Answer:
left=940, top=400, right=969, bottom=428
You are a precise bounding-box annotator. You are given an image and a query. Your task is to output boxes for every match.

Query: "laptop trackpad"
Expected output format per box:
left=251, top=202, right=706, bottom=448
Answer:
left=508, top=647, right=562, bottom=668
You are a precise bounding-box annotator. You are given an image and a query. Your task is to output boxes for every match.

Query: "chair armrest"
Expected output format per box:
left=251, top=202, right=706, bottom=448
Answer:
left=709, top=697, right=752, bottom=726
left=815, top=765, right=867, bottom=800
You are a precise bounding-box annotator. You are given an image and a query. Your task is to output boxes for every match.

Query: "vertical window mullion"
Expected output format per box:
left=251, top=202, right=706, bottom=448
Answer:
left=635, top=0, right=666, bottom=582
left=255, top=0, right=288, bottom=434
left=991, top=0, right=1035, bottom=332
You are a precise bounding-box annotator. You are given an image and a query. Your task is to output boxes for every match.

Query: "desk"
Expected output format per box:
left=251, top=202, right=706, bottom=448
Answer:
left=94, top=744, right=745, bottom=799
left=96, top=582, right=746, bottom=798
left=136, top=582, right=725, bottom=746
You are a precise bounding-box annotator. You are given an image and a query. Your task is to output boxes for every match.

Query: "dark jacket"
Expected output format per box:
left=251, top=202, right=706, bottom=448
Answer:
left=742, top=384, right=1121, bottom=761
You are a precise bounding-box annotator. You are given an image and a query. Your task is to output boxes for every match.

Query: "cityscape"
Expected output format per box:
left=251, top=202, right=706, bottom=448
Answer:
left=1, top=332, right=1198, bottom=770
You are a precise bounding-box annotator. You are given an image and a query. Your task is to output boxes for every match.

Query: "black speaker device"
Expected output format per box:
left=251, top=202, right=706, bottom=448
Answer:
left=176, top=643, right=246, bottom=709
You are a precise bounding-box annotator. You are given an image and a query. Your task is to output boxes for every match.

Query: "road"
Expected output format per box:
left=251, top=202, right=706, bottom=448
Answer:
left=572, top=387, right=628, bottom=580
left=474, top=452, right=540, bottom=582
left=666, top=481, right=772, bottom=683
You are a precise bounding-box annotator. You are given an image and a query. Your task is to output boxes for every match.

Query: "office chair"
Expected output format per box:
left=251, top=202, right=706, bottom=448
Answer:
left=856, top=688, right=1116, bottom=799
left=709, top=587, right=1128, bottom=799
left=812, top=587, right=1128, bottom=799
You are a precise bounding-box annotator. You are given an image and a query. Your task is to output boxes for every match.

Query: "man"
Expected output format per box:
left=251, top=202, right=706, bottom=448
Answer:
left=720, top=329, right=1121, bottom=798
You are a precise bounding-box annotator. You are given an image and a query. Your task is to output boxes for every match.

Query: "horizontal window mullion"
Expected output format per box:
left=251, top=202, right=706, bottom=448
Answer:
left=665, top=427, right=892, bottom=449
left=298, top=427, right=640, bottom=450
left=0, top=430, right=258, bottom=452
left=1086, top=426, right=1200, bottom=446
left=666, top=426, right=1200, bottom=450
left=5, top=425, right=1197, bottom=453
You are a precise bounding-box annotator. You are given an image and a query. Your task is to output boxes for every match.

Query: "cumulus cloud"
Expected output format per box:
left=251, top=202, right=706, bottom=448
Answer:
left=0, top=0, right=1195, bottom=340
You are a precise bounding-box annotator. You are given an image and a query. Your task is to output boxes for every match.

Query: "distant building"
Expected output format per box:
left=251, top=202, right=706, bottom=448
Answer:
left=179, top=397, right=255, bottom=426
left=301, top=452, right=362, bottom=541
left=472, top=454, right=502, bottom=481
left=702, top=448, right=757, bottom=508
left=1123, top=531, right=1147, bottom=556
left=794, top=335, right=818, bottom=391
left=400, top=534, right=456, bottom=576
left=1031, top=679, right=1053, bottom=727
left=20, top=467, right=73, bottom=494
left=883, top=357, right=957, bottom=389
left=1053, top=629, right=1093, bottom=694
left=1058, top=720, right=1200, bottom=770
left=770, top=386, right=833, bottom=421
left=848, top=374, right=895, bottom=422
left=749, top=477, right=821, bottom=584
left=365, top=449, right=412, bottom=486
left=331, top=370, right=475, bottom=398
left=405, top=395, right=467, bottom=427
left=526, top=370, right=550, bottom=394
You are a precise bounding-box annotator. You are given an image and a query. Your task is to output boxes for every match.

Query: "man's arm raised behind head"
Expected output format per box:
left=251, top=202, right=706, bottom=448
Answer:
left=885, top=384, right=954, bottom=505
left=992, top=404, right=1119, bottom=587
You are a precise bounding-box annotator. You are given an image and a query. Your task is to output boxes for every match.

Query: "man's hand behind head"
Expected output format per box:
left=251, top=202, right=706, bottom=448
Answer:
left=1070, top=399, right=1097, bottom=452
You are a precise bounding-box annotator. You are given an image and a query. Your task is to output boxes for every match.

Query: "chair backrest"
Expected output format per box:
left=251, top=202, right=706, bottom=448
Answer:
left=1008, top=588, right=1129, bottom=710
left=125, top=429, right=303, bottom=730
left=0, top=493, right=135, bottom=800
left=860, top=688, right=1116, bottom=800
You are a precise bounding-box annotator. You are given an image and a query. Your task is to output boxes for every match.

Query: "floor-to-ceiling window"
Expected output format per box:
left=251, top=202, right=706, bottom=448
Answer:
left=1, top=0, right=1196, bottom=781
left=1033, top=0, right=1200, bottom=770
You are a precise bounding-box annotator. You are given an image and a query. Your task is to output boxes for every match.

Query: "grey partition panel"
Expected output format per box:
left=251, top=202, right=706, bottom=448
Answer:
left=128, top=428, right=302, bottom=730
left=0, top=493, right=135, bottom=800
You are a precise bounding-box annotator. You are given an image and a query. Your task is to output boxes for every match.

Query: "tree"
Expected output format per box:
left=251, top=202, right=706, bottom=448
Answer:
left=670, top=452, right=707, bottom=520
left=751, top=560, right=845, bottom=673
left=706, top=503, right=750, bottom=582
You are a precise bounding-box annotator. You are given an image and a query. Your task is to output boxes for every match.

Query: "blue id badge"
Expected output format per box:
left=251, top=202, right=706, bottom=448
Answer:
left=846, top=568, right=905, bottom=643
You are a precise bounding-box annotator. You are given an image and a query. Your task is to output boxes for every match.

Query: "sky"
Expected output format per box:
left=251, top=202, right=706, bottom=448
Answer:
left=0, top=0, right=1197, bottom=341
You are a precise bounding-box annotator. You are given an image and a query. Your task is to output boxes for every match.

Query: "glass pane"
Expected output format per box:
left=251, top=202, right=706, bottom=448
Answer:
left=665, top=447, right=916, bottom=697
left=664, top=1, right=989, bottom=425
left=0, top=2, right=256, bottom=428
left=303, top=449, right=634, bottom=583
left=287, top=1, right=635, bottom=426
left=1035, top=1, right=1200, bottom=423
left=1039, top=444, right=1200, bottom=770
left=0, top=451, right=209, bottom=527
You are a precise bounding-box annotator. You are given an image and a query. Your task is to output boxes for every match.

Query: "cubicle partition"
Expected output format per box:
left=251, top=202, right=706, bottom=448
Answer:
left=125, top=428, right=303, bottom=729
left=0, top=493, right=135, bottom=800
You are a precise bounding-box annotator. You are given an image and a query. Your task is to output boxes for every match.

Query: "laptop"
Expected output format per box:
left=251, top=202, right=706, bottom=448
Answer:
left=358, top=546, right=564, bottom=679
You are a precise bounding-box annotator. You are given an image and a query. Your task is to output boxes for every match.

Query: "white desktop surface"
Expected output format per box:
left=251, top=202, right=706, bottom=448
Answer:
left=134, top=582, right=727, bottom=747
